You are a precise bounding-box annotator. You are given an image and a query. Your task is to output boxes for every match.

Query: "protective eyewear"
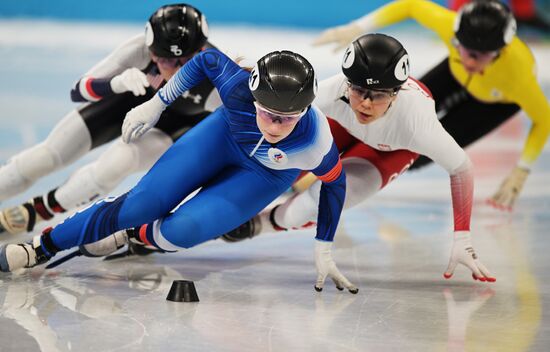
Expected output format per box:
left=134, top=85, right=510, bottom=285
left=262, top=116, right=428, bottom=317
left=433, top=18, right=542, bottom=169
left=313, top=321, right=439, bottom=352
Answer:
left=254, top=102, right=307, bottom=125
left=347, top=82, right=398, bottom=105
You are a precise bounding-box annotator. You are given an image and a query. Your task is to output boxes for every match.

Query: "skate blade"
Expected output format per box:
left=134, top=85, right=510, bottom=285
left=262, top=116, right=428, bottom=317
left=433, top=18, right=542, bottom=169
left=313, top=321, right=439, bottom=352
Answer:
left=45, top=249, right=82, bottom=269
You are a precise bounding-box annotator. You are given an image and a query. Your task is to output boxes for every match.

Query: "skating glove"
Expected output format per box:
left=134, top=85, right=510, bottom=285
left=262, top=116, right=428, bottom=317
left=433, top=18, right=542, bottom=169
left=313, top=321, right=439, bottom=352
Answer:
left=312, top=23, right=363, bottom=52
left=110, top=68, right=150, bottom=96
left=487, top=166, right=530, bottom=211
left=444, top=231, right=495, bottom=282
left=122, top=94, right=167, bottom=143
left=314, top=240, right=358, bottom=293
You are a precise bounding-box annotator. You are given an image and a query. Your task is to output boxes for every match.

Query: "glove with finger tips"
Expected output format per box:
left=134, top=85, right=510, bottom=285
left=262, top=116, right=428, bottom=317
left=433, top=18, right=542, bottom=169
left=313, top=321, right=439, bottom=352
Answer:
left=444, top=231, right=496, bottom=282
left=314, top=240, right=358, bottom=294
left=110, top=68, right=150, bottom=96
left=122, top=94, right=167, bottom=143
left=488, top=166, right=529, bottom=211
left=312, top=24, right=363, bottom=52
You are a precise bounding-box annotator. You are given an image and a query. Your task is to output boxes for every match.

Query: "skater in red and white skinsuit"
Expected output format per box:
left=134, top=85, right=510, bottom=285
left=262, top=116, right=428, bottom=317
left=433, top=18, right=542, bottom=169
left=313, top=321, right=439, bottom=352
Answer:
left=224, top=34, right=495, bottom=285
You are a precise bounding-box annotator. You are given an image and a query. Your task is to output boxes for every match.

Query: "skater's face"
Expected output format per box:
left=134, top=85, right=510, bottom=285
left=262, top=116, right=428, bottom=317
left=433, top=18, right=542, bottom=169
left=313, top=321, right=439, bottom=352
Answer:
left=457, top=45, right=499, bottom=74
left=255, top=102, right=306, bottom=143
left=347, top=82, right=398, bottom=125
left=151, top=52, right=196, bottom=81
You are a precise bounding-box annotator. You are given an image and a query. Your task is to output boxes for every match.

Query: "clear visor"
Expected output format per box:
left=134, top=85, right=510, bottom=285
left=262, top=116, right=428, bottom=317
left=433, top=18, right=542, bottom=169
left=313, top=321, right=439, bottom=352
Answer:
left=347, top=82, right=398, bottom=105
left=254, top=102, right=307, bottom=124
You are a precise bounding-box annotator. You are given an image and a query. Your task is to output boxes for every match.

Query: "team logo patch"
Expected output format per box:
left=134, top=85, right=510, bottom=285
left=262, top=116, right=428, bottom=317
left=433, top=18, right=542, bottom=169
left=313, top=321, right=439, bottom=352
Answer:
left=268, top=147, right=288, bottom=165
left=249, top=64, right=260, bottom=91
left=170, top=45, right=183, bottom=56
left=366, top=78, right=379, bottom=85
left=342, top=44, right=355, bottom=69
left=145, top=22, right=154, bottom=47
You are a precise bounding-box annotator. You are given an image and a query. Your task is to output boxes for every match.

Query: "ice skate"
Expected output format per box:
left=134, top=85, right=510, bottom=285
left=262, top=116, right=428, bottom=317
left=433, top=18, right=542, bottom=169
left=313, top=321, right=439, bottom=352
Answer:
left=0, top=228, right=57, bottom=272
left=221, top=216, right=261, bottom=242
left=0, top=199, right=54, bottom=235
left=103, top=238, right=165, bottom=261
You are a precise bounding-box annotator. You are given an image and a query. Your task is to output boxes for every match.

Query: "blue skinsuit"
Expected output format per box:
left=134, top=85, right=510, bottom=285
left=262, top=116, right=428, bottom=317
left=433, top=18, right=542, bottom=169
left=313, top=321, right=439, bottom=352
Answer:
left=48, top=48, right=345, bottom=253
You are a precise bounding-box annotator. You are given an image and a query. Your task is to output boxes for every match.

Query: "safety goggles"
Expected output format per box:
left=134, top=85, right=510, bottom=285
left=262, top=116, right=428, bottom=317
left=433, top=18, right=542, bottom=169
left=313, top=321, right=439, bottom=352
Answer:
left=347, top=82, right=398, bottom=105
left=254, top=102, right=307, bottom=125
left=457, top=44, right=499, bottom=63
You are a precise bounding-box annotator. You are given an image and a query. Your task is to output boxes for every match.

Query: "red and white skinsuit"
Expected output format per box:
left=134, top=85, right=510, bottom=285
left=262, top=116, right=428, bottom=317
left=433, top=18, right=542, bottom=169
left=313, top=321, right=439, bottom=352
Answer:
left=268, top=73, right=494, bottom=281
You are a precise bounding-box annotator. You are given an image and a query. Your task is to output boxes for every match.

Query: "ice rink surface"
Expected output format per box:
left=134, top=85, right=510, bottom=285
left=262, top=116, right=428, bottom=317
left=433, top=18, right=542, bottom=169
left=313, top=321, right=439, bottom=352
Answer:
left=0, top=20, right=550, bottom=351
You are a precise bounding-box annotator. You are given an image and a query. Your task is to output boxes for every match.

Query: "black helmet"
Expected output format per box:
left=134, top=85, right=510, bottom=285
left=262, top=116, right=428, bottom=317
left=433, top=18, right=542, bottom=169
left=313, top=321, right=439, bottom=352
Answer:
left=342, top=33, right=410, bottom=90
left=454, top=0, right=516, bottom=51
left=249, top=51, right=317, bottom=113
left=145, top=3, right=208, bottom=58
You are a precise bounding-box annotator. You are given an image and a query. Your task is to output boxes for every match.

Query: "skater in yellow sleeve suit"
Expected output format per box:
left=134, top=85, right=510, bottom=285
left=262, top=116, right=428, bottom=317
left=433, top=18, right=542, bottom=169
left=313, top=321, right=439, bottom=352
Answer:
left=314, top=0, right=550, bottom=211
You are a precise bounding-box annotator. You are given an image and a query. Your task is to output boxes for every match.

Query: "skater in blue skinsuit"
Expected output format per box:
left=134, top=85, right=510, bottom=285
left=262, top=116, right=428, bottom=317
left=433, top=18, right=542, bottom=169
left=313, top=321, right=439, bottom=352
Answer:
left=1, top=48, right=358, bottom=293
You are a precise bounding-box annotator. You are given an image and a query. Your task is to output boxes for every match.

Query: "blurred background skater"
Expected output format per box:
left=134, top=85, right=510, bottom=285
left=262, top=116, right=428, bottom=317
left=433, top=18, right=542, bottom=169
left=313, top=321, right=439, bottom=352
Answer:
left=0, top=4, right=220, bottom=237
left=449, top=0, right=550, bottom=31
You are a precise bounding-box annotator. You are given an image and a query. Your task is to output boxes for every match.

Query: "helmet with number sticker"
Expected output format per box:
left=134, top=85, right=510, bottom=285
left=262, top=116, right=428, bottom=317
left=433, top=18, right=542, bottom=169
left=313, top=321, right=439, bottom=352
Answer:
left=454, top=0, right=516, bottom=51
left=342, top=33, right=409, bottom=90
left=145, top=3, right=208, bottom=58
left=249, top=50, right=317, bottom=113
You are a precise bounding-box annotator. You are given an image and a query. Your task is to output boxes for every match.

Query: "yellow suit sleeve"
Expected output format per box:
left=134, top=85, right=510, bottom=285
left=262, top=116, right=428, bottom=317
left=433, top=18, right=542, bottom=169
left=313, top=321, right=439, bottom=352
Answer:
left=357, top=0, right=455, bottom=42
left=356, top=0, right=550, bottom=165
left=512, top=78, right=550, bottom=164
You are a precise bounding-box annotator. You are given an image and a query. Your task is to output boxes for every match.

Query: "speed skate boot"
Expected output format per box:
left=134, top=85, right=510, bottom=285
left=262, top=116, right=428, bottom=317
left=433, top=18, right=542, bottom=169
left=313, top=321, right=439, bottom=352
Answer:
left=104, top=227, right=166, bottom=261
left=221, top=217, right=260, bottom=242
left=0, top=227, right=59, bottom=272
left=221, top=205, right=288, bottom=242
left=49, top=228, right=164, bottom=267
left=0, top=204, right=35, bottom=235
left=221, top=204, right=318, bottom=243
left=0, top=192, right=64, bottom=235
left=79, top=230, right=129, bottom=257
left=46, top=230, right=130, bottom=269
